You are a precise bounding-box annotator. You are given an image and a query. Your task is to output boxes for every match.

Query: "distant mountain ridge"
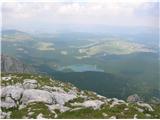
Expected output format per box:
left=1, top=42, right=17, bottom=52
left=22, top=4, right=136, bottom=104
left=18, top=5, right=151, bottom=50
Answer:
left=2, top=29, right=27, bottom=35
left=2, top=29, right=33, bottom=42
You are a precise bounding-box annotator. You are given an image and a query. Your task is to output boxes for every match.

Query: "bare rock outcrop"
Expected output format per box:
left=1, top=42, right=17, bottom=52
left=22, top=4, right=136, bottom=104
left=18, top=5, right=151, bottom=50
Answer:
left=127, top=94, right=141, bottom=103
left=1, top=54, right=35, bottom=73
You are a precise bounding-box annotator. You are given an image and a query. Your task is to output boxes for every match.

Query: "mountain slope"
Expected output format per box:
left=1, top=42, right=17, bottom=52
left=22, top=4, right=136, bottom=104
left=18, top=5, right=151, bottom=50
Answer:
left=1, top=54, right=35, bottom=73
left=51, top=71, right=160, bottom=101
left=1, top=73, right=160, bottom=119
left=52, top=71, right=132, bottom=99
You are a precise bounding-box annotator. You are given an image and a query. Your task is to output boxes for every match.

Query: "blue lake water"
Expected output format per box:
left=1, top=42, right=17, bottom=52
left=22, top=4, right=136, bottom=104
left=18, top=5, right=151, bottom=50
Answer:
left=58, top=64, right=104, bottom=72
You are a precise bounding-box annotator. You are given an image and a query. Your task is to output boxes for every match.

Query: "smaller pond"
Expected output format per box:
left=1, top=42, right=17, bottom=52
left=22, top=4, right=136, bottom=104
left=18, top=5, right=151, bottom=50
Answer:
left=58, top=64, right=104, bottom=72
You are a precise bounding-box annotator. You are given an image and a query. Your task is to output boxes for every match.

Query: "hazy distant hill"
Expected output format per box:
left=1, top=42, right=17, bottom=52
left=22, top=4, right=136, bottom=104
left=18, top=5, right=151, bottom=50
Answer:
left=2, top=29, right=33, bottom=42
left=2, top=29, right=26, bottom=35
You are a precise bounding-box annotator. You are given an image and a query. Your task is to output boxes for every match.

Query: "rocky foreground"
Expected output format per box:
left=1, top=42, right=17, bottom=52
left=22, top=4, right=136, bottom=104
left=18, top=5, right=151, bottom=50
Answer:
left=1, top=73, right=160, bottom=119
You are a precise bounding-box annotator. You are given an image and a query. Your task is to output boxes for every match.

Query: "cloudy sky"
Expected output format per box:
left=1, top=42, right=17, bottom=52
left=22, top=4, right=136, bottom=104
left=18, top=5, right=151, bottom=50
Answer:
left=2, top=1, right=159, bottom=33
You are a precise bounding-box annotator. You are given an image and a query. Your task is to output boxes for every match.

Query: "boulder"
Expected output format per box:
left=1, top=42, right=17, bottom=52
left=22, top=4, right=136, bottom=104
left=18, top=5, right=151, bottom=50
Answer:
left=1, top=85, right=24, bottom=101
left=127, top=94, right=141, bottom=103
left=102, top=113, right=108, bottom=117
left=21, top=89, right=55, bottom=104
left=36, top=113, right=46, bottom=119
left=51, top=92, right=76, bottom=105
left=0, top=112, right=8, bottom=119
left=145, top=114, right=151, bottom=117
left=47, top=104, right=70, bottom=113
left=2, top=77, right=12, bottom=81
left=110, top=101, right=120, bottom=108
left=136, top=107, right=144, bottom=112
left=137, top=102, right=154, bottom=111
left=1, top=101, right=17, bottom=109
left=82, top=100, right=104, bottom=110
left=42, top=85, right=65, bottom=93
left=1, top=85, right=24, bottom=109
left=110, top=116, right=116, bottom=119
left=134, top=114, right=138, bottom=119
left=110, top=98, right=126, bottom=108
left=0, top=111, right=11, bottom=119
left=23, top=79, right=38, bottom=89
left=124, top=108, right=129, bottom=111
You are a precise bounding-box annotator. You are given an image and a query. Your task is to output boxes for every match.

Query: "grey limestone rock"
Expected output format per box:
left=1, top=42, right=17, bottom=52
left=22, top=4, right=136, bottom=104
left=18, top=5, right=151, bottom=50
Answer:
left=21, top=89, right=55, bottom=105
left=23, top=79, right=38, bottom=89
left=127, top=94, right=141, bottom=103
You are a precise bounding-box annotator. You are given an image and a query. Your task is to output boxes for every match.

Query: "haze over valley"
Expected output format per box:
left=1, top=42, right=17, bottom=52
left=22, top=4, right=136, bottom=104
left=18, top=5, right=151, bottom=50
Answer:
left=2, top=28, right=159, bottom=101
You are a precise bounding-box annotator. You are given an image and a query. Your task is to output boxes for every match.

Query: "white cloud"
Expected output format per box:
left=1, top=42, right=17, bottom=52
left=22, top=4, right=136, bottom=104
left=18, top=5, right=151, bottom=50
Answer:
left=2, top=1, right=158, bottom=32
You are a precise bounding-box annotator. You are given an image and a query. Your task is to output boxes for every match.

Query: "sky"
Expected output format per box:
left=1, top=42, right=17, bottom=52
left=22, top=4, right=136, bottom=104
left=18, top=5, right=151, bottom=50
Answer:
left=2, top=1, right=159, bottom=33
